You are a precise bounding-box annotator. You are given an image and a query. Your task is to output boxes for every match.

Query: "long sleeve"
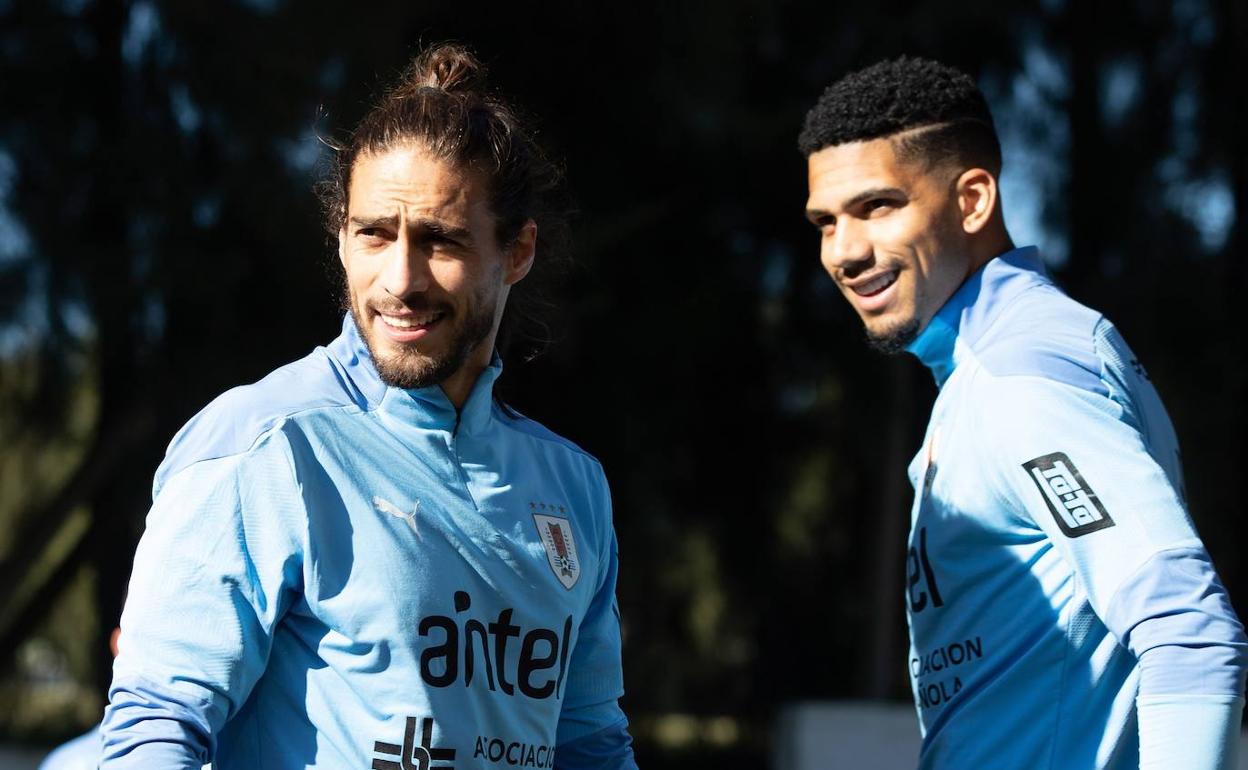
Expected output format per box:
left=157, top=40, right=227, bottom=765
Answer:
left=554, top=485, right=636, bottom=770
left=977, top=373, right=1248, bottom=768
left=554, top=721, right=635, bottom=770
left=101, top=430, right=306, bottom=768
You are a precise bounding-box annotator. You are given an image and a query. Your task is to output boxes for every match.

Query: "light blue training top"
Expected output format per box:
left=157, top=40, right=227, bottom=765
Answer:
left=101, top=316, right=636, bottom=770
left=904, top=247, right=1247, bottom=769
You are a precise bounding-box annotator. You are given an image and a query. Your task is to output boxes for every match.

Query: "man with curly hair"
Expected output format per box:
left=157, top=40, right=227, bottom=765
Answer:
left=101, top=44, right=636, bottom=770
left=800, top=57, right=1246, bottom=768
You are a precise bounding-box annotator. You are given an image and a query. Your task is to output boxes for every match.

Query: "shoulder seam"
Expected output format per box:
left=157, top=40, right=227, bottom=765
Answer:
left=158, top=402, right=369, bottom=489
left=495, top=413, right=603, bottom=467
left=969, top=363, right=1108, bottom=399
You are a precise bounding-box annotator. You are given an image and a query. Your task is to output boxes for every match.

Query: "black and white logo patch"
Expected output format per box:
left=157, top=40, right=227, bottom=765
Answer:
left=1022, top=452, right=1114, bottom=537
left=372, top=715, right=455, bottom=770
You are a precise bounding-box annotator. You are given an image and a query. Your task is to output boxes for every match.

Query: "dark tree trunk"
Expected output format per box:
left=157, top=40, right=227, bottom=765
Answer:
left=79, top=0, right=149, bottom=696
left=867, top=358, right=919, bottom=698
left=1063, top=0, right=1104, bottom=294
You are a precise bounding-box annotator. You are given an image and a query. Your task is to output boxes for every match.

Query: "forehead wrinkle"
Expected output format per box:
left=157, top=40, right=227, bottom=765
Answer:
left=350, top=179, right=474, bottom=231
left=350, top=146, right=476, bottom=215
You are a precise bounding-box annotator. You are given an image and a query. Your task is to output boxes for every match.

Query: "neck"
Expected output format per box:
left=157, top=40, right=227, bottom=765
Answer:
left=916, top=230, right=1017, bottom=338
left=968, top=221, right=1014, bottom=274
left=440, top=339, right=496, bottom=410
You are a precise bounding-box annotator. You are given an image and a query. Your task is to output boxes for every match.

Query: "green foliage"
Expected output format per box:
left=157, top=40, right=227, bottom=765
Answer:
left=0, top=567, right=101, bottom=743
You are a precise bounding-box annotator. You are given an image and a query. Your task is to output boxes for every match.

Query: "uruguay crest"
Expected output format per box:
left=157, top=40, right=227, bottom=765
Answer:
left=533, top=513, right=580, bottom=589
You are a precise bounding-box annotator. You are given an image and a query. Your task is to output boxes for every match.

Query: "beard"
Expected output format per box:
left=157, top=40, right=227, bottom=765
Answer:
left=865, top=316, right=920, bottom=355
left=343, top=282, right=499, bottom=391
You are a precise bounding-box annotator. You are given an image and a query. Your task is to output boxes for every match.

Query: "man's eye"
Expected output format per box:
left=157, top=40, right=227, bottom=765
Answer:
left=424, top=234, right=467, bottom=252
left=864, top=199, right=893, bottom=214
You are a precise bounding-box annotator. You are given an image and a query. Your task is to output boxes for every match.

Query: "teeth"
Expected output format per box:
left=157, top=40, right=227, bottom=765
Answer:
left=854, top=272, right=897, bottom=296
left=380, top=313, right=441, bottom=329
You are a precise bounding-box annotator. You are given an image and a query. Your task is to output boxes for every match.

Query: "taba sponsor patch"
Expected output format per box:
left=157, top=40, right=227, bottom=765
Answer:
left=1022, top=452, right=1115, bottom=537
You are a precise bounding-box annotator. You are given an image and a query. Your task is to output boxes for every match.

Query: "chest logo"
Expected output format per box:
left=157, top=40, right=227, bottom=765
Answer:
left=375, top=496, right=422, bottom=538
left=533, top=513, right=580, bottom=590
left=372, top=715, right=455, bottom=770
left=1022, top=452, right=1115, bottom=537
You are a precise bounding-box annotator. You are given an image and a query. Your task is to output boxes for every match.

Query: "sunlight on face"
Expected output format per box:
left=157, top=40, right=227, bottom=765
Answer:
left=338, top=144, right=510, bottom=393
left=805, top=138, right=971, bottom=352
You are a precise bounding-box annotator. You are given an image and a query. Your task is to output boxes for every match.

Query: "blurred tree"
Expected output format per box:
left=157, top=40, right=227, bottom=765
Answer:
left=0, top=1, right=1242, bottom=765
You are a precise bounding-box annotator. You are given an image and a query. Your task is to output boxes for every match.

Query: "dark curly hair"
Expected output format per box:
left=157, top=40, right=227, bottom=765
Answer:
left=318, top=42, right=570, bottom=360
left=798, top=56, right=1001, bottom=176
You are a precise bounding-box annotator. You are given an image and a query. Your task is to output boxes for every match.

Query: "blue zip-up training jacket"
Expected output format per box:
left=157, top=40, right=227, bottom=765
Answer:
left=903, top=247, right=1247, bottom=769
left=102, top=315, right=637, bottom=770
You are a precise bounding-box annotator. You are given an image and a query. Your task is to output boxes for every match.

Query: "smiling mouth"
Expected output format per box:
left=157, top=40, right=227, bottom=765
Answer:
left=851, top=271, right=898, bottom=297
left=378, top=311, right=445, bottom=330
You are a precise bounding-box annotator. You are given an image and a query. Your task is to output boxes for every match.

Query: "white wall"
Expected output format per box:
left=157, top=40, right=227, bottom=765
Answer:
left=773, top=700, right=1248, bottom=770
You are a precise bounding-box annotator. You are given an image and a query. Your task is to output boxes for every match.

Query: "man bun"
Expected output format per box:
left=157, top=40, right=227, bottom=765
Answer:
left=318, top=41, right=571, bottom=363
left=395, top=42, right=487, bottom=97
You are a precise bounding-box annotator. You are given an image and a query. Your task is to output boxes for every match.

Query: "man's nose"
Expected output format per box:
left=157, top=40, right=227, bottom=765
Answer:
left=822, top=220, right=873, bottom=277
left=380, top=235, right=431, bottom=297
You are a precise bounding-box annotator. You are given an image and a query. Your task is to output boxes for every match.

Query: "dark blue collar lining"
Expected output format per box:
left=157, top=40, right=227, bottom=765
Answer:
left=906, top=246, right=1050, bottom=386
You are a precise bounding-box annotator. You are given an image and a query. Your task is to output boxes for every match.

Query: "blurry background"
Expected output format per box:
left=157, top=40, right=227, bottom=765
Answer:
left=0, top=0, right=1244, bottom=767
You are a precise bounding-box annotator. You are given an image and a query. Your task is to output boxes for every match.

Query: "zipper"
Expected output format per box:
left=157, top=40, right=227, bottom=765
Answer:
left=446, top=409, right=480, bottom=509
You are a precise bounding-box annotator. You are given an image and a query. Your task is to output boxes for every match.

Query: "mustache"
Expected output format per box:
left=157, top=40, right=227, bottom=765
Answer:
left=840, top=257, right=895, bottom=281
left=369, top=296, right=454, bottom=316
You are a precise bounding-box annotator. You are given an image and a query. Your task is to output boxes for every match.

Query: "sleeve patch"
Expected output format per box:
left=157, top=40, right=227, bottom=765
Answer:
left=1021, top=452, right=1116, bottom=537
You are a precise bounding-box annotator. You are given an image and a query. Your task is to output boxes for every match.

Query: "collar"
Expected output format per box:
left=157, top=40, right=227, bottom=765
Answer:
left=906, top=246, right=1050, bottom=387
left=326, top=313, right=502, bottom=435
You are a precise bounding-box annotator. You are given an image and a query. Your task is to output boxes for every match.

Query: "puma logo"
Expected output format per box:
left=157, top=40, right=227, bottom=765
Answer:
left=374, top=496, right=421, bottom=538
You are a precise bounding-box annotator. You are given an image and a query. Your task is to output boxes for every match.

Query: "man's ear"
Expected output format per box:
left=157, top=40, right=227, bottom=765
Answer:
left=337, top=227, right=348, bottom=269
left=505, top=220, right=537, bottom=286
left=956, top=168, right=999, bottom=235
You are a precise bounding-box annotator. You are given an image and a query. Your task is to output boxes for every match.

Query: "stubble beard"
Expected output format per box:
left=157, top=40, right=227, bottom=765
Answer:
left=864, top=317, right=921, bottom=355
left=861, top=268, right=925, bottom=355
left=343, top=283, right=499, bottom=391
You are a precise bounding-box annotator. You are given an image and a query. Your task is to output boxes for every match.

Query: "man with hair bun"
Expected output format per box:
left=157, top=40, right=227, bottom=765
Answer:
left=102, top=43, right=636, bottom=769
left=801, top=57, right=1246, bottom=768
